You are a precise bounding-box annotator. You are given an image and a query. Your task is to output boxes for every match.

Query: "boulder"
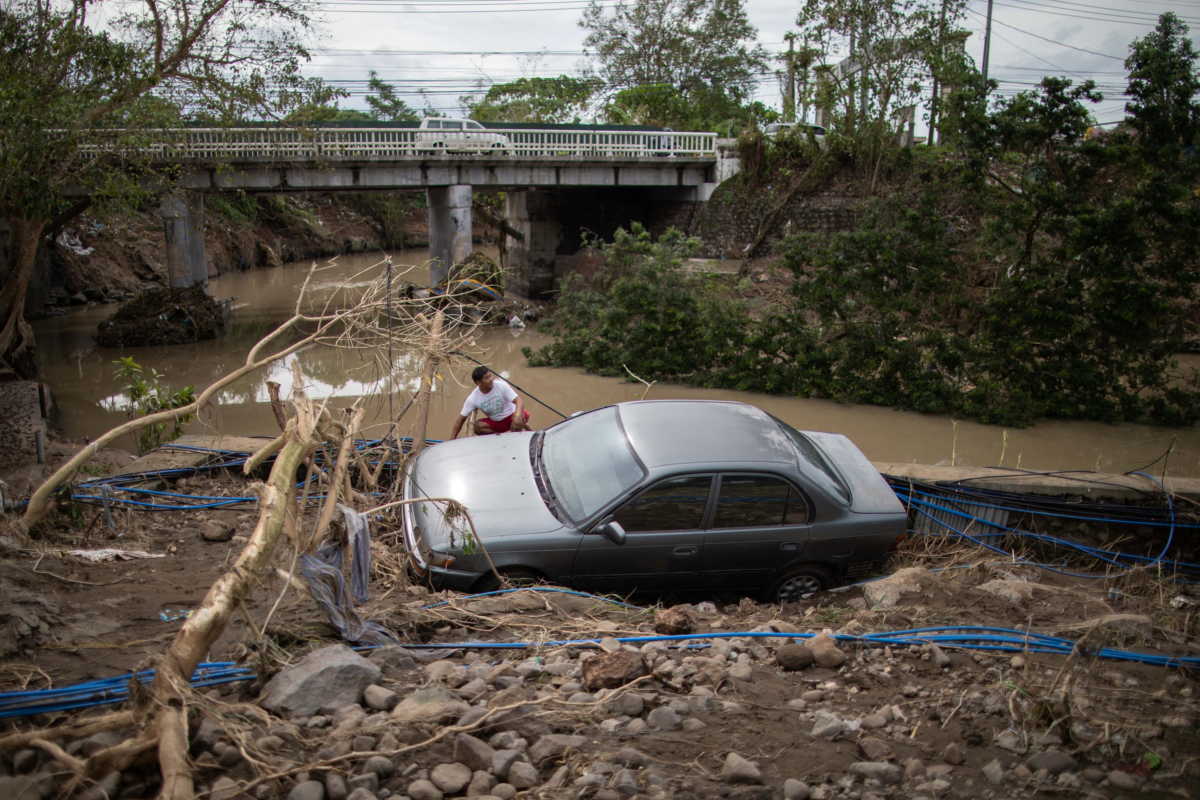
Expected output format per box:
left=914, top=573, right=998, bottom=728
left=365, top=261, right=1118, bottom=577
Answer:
left=259, top=645, right=381, bottom=717
left=581, top=651, right=646, bottom=691
left=391, top=687, right=470, bottom=724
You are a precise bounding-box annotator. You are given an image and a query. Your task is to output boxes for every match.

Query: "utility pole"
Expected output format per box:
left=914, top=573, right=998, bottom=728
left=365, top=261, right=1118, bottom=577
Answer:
left=799, top=34, right=811, bottom=124
left=783, top=32, right=797, bottom=123
left=981, top=0, right=994, bottom=90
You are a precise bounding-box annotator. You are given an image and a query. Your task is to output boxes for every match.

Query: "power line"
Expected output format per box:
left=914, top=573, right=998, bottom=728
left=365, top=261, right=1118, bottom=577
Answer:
left=965, top=7, right=1126, bottom=61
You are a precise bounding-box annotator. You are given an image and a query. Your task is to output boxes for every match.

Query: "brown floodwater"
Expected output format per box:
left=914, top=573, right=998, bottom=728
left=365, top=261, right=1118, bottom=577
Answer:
left=33, top=251, right=1200, bottom=478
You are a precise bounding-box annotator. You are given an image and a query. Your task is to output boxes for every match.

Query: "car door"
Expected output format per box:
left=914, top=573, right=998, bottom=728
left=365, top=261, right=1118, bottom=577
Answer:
left=701, top=473, right=813, bottom=590
left=571, top=474, right=714, bottom=594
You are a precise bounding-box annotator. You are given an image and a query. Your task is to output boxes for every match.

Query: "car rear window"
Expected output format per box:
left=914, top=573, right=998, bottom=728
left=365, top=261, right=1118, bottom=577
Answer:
left=543, top=407, right=645, bottom=523
left=771, top=417, right=851, bottom=504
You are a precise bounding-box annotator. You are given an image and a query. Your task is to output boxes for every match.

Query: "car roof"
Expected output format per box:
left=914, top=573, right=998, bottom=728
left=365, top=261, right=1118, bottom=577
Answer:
left=615, top=400, right=798, bottom=469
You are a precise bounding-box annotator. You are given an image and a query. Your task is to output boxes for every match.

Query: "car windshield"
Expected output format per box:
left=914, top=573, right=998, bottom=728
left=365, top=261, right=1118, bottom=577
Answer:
left=542, top=407, right=644, bottom=523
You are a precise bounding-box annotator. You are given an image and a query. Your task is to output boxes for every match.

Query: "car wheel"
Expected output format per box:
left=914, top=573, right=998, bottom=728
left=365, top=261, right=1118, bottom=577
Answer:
left=766, top=565, right=831, bottom=604
left=475, top=567, right=543, bottom=593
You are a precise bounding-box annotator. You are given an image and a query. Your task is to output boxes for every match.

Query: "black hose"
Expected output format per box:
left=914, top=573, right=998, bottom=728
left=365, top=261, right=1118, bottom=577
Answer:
left=451, top=351, right=568, bottom=419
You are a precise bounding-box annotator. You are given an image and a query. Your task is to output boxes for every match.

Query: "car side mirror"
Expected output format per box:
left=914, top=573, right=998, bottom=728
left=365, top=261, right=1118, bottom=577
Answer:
left=594, top=520, right=626, bottom=545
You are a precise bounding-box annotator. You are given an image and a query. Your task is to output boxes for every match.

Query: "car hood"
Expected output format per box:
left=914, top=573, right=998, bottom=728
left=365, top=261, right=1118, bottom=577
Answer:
left=803, top=432, right=905, bottom=515
left=409, top=433, right=562, bottom=549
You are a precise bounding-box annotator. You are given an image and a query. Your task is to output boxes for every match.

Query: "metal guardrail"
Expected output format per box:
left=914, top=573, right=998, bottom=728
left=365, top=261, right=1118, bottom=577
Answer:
left=79, top=127, right=719, bottom=161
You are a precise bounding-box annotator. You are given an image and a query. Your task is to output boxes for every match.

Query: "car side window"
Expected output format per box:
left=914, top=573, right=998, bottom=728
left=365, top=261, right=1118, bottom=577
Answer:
left=466, top=121, right=483, bottom=130
left=612, top=475, right=711, bottom=532
left=444, top=121, right=464, bottom=130
left=425, top=120, right=441, bottom=129
left=713, top=474, right=810, bottom=528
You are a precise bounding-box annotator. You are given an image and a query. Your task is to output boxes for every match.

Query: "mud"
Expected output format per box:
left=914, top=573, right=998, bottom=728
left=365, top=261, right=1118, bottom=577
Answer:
left=95, top=285, right=228, bottom=347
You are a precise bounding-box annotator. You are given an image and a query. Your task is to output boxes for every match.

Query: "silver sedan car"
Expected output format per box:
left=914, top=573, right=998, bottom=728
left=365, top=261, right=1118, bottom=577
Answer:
left=401, top=400, right=906, bottom=602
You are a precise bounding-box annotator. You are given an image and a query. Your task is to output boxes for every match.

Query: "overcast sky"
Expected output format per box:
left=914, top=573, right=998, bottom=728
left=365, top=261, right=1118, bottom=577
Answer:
left=305, top=0, right=1200, bottom=127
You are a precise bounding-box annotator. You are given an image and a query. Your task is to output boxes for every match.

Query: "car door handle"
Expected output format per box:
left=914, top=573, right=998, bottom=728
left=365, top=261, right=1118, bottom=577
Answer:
left=672, top=546, right=698, bottom=557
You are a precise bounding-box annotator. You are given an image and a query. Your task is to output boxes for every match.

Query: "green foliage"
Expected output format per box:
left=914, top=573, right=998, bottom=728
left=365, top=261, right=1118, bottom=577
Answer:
left=530, top=13, right=1200, bottom=429
left=365, top=71, right=420, bottom=122
left=206, top=193, right=260, bottom=227
left=468, top=76, right=601, bottom=123
left=604, top=83, right=777, bottom=135
left=525, top=224, right=746, bottom=382
left=112, top=357, right=196, bottom=454
left=581, top=0, right=767, bottom=105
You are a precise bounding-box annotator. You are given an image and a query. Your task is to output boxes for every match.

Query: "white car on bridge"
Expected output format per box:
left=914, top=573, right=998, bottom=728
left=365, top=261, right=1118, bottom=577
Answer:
left=417, top=118, right=510, bottom=154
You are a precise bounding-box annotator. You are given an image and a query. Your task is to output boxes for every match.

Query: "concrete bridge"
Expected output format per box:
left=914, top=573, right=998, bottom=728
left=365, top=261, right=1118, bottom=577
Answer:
left=97, top=126, right=740, bottom=295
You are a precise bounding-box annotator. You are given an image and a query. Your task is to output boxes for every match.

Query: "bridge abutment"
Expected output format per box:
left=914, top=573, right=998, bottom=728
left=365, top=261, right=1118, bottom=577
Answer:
left=503, top=189, right=561, bottom=299
left=159, top=192, right=208, bottom=288
left=427, top=185, right=473, bottom=285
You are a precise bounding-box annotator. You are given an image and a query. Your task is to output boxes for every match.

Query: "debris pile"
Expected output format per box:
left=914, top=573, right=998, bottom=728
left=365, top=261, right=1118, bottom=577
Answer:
left=96, top=286, right=227, bottom=347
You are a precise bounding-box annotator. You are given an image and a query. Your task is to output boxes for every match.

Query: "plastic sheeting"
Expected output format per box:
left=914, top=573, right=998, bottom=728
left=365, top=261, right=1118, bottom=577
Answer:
left=298, top=504, right=398, bottom=645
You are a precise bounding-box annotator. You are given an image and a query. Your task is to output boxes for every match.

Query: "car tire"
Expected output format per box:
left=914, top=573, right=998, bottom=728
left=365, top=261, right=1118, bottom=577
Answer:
left=766, top=564, right=831, bottom=604
left=475, top=567, right=543, bottom=593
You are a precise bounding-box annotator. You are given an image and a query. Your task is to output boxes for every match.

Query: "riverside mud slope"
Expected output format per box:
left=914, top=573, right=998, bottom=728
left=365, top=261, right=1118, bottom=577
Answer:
left=1, top=457, right=1198, bottom=800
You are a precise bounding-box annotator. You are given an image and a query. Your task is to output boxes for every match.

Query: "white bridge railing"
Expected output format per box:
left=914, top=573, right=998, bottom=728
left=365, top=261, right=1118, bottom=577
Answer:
left=80, top=127, right=719, bottom=161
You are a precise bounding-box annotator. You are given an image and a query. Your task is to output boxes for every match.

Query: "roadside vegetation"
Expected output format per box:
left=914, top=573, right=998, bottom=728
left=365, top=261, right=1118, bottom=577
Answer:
left=529, top=13, right=1200, bottom=428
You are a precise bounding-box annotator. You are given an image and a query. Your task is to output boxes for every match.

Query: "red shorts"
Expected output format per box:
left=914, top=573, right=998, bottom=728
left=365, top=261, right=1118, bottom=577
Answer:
left=480, top=409, right=530, bottom=433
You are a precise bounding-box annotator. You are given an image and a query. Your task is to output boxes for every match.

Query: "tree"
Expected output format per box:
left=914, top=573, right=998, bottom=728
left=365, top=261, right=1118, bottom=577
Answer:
left=0, top=0, right=313, bottom=379
left=365, top=70, right=421, bottom=122
left=580, top=0, right=767, bottom=102
left=1124, top=12, right=1200, bottom=169
left=467, top=76, right=601, bottom=123
left=603, top=83, right=777, bottom=134
left=795, top=0, right=966, bottom=183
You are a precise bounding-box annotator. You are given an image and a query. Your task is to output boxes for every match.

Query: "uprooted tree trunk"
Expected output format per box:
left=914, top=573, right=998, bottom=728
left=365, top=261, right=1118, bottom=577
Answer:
left=0, top=217, right=47, bottom=380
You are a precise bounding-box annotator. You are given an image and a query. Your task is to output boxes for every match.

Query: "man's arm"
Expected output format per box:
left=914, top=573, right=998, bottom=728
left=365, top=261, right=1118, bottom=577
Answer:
left=450, top=414, right=468, bottom=439
left=511, top=394, right=527, bottom=430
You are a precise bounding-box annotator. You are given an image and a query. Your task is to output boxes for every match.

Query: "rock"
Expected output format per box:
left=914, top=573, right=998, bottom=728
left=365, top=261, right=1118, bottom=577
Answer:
left=861, top=713, right=888, bottom=730
left=200, top=520, right=235, bottom=542
left=930, top=644, right=951, bottom=667
left=902, top=758, right=925, bottom=781
left=613, top=768, right=639, bottom=796
left=653, top=607, right=693, bottom=635
left=614, top=747, right=650, bottom=767
left=1026, top=750, right=1077, bottom=774
left=581, top=651, right=646, bottom=691
left=975, top=579, right=1035, bottom=605
left=344, top=790, right=378, bottom=800
left=324, top=773, right=349, bottom=800
left=776, top=645, right=815, bottom=671
left=783, top=778, right=811, bottom=800
left=811, top=712, right=846, bottom=740
left=942, top=742, right=965, bottom=765
left=363, top=685, right=398, bottom=712
left=862, top=567, right=935, bottom=609
left=994, top=730, right=1024, bottom=753
left=807, top=631, right=846, bottom=668
left=720, top=752, right=763, bottom=784
left=646, top=706, right=682, bottom=731
left=362, top=756, right=394, bottom=778
left=430, top=763, right=472, bottom=794
left=848, top=762, right=902, bottom=785
left=529, top=734, right=586, bottom=765
left=1107, top=769, right=1144, bottom=790
left=607, top=692, right=645, bottom=717
left=491, top=783, right=517, bottom=799
left=288, top=780, right=326, bottom=800
left=858, top=737, right=893, bottom=761
left=11, top=750, right=37, bottom=774
left=468, top=769, right=495, bottom=795
left=407, top=778, right=443, bottom=800
left=982, top=759, right=1005, bottom=785
left=259, top=645, right=381, bottom=718
left=454, top=733, right=496, bottom=772
left=368, top=646, right=418, bottom=677
left=391, top=687, right=470, bottom=723
left=211, top=776, right=243, bottom=800
left=507, top=761, right=539, bottom=789
left=347, top=774, right=378, bottom=794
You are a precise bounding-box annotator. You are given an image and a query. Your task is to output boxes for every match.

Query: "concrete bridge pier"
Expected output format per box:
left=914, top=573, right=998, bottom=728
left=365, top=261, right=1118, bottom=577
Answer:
left=159, top=191, right=208, bottom=288
left=503, top=189, right=561, bottom=299
left=427, top=185, right=473, bottom=285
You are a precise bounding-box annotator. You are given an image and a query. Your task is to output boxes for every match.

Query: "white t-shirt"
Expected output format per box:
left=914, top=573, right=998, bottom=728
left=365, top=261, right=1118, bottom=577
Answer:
left=461, top=378, right=518, bottom=421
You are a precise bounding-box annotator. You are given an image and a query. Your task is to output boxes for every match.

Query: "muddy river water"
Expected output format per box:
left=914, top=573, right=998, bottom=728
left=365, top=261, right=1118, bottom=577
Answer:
left=33, top=251, right=1200, bottom=477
